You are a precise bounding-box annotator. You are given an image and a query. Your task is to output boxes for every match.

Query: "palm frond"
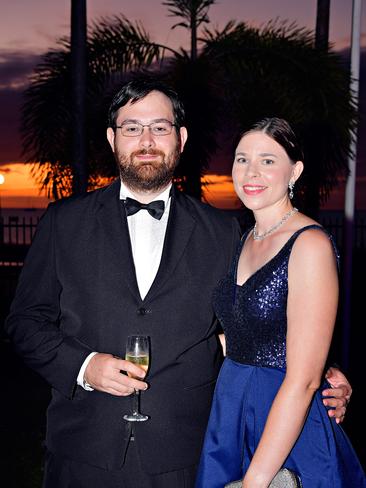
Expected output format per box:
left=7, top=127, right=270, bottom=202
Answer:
left=162, top=0, right=216, bottom=27
left=21, top=12, right=356, bottom=210
left=201, top=19, right=355, bottom=211
left=21, top=15, right=172, bottom=199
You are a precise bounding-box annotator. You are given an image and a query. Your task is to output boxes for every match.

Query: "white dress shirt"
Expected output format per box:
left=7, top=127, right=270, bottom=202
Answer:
left=121, top=181, right=172, bottom=300
left=77, top=180, right=172, bottom=389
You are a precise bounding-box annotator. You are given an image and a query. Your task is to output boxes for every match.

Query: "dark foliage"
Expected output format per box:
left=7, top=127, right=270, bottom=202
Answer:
left=21, top=14, right=355, bottom=210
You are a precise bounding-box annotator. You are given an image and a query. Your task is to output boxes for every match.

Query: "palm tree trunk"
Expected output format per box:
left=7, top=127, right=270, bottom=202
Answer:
left=311, top=0, right=331, bottom=217
left=191, top=11, right=197, bottom=61
left=71, top=0, right=88, bottom=195
left=315, top=0, right=330, bottom=50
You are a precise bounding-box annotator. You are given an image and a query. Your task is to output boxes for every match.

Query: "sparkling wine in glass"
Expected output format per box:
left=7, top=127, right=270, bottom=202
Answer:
left=123, top=335, right=150, bottom=422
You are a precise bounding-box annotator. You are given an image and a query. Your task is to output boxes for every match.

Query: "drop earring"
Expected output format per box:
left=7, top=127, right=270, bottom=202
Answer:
left=288, top=181, right=294, bottom=200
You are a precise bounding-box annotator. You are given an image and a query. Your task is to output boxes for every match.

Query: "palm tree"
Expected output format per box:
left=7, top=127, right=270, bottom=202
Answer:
left=202, top=20, right=355, bottom=213
left=70, top=0, right=88, bottom=195
left=22, top=14, right=218, bottom=200
left=162, top=0, right=216, bottom=60
left=315, top=0, right=330, bottom=50
left=21, top=16, right=164, bottom=199
left=21, top=5, right=355, bottom=211
left=165, top=52, right=222, bottom=196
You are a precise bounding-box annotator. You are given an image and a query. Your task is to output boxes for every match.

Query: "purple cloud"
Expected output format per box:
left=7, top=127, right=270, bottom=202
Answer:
left=0, top=50, right=42, bottom=89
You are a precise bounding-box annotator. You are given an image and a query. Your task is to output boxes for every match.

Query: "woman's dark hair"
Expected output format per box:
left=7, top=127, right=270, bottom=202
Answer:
left=107, top=77, right=185, bottom=133
left=239, top=117, right=304, bottom=164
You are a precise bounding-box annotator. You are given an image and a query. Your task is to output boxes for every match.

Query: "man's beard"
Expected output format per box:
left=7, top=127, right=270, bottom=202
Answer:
left=115, top=143, right=181, bottom=192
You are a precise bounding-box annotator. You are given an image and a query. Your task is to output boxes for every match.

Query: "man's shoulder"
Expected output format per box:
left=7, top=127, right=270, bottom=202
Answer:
left=176, top=192, right=233, bottom=224
left=47, top=179, right=118, bottom=216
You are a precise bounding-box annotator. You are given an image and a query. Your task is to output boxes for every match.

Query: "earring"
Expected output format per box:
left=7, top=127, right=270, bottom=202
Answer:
left=288, top=181, right=294, bottom=200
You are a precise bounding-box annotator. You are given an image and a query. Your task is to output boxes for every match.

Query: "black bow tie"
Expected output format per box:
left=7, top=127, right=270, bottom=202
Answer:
left=123, top=197, right=165, bottom=220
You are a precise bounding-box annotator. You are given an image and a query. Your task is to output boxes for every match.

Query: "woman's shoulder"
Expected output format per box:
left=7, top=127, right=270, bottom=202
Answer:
left=292, top=213, right=331, bottom=242
left=289, top=216, right=337, bottom=267
left=292, top=212, right=319, bottom=229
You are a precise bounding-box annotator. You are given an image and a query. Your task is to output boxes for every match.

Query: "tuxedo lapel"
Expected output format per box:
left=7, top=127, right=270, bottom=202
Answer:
left=94, top=181, right=196, bottom=304
left=144, top=189, right=196, bottom=303
left=95, top=179, right=141, bottom=302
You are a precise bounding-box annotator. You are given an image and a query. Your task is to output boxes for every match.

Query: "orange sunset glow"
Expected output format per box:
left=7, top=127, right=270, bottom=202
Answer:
left=0, top=163, right=52, bottom=209
left=0, top=163, right=242, bottom=210
left=0, top=162, right=365, bottom=212
left=202, top=174, right=242, bottom=209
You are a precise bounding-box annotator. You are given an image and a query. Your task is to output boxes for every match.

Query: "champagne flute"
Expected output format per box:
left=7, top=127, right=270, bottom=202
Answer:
left=123, top=335, right=150, bottom=422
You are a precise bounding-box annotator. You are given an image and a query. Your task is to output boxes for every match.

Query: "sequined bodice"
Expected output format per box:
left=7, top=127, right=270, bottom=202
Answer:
left=213, top=225, right=336, bottom=369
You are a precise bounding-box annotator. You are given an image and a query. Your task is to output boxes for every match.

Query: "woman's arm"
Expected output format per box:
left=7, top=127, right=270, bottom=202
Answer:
left=242, top=229, right=338, bottom=488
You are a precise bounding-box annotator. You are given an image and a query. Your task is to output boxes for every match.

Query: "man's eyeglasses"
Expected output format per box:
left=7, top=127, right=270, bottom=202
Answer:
left=115, top=120, right=177, bottom=137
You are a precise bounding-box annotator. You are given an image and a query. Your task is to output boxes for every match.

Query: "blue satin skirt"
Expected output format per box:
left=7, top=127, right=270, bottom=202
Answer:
left=195, top=358, right=365, bottom=488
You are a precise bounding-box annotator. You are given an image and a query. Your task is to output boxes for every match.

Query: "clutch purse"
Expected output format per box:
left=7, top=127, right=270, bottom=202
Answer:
left=225, top=467, right=302, bottom=488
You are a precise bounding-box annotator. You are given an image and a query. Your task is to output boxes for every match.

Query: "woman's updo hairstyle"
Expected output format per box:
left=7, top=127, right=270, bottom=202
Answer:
left=239, top=117, right=304, bottom=164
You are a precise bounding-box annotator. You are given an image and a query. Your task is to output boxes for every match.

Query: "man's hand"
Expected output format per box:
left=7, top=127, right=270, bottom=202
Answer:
left=84, top=353, right=148, bottom=396
left=322, top=367, right=352, bottom=424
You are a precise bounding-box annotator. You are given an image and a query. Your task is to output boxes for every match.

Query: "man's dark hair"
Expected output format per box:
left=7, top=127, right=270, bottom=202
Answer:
left=107, top=77, right=185, bottom=133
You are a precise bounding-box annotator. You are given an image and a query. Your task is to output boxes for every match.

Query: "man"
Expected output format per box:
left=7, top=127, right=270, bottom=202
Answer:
left=5, top=78, right=351, bottom=488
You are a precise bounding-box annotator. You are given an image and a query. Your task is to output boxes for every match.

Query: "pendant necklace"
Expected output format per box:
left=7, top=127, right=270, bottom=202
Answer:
left=253, top=207, right=298, bottom=241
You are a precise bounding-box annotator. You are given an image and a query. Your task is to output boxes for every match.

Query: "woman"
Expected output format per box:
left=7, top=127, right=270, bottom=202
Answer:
left=195, top=118, right=365, bottom=487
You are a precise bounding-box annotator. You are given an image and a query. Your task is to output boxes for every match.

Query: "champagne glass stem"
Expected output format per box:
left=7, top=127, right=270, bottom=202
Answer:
left=132, top=389, right=140, bottom=416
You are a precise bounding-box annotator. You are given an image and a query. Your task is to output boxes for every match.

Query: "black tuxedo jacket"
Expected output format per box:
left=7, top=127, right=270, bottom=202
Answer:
left=6, top=179, right=240, bottom=474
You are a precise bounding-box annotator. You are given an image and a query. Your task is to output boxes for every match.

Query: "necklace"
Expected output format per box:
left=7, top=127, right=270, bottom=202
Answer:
left=253, top=207, right=298, bottom=241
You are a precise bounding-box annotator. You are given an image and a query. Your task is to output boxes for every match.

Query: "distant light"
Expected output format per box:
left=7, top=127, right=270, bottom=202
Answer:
left=0, top=174, right=5, bottom=185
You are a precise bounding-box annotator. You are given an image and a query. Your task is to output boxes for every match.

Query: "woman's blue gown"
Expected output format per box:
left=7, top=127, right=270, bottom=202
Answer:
left=195, top=225, right=366, bottom=487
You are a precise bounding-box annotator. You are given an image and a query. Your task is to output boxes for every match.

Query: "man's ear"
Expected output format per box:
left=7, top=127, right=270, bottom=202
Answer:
left=106, top=127, right=115, bottom=152
left=179, top=127, right=188, bottom=153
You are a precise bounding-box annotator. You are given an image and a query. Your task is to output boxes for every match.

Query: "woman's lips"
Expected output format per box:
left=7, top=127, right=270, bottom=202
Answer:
left=243, top=185, right=266, bottom=195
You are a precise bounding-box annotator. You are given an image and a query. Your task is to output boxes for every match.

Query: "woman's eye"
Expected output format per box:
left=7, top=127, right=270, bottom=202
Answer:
left=236, top=157, right=247, bottom=164
left=263, top=159, right=274, bottom=165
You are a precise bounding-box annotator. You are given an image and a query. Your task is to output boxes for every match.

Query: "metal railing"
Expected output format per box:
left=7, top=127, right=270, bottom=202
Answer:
left=0, top=216, right=39, bottom=246
left=0, top=211, right=365, bottom=266
left=0, top=216, right=40, bottom=266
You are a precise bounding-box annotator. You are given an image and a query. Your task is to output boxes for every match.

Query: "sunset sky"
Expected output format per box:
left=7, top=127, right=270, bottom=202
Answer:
left=0, top=0, right=365, bottom=209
